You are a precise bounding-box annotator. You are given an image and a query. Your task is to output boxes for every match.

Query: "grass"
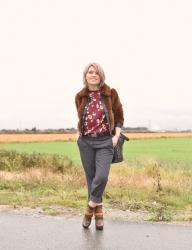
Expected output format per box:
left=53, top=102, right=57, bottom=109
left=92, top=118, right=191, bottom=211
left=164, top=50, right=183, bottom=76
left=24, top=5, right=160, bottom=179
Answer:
left=0, top=137, right=192, bottom=168
left=0, top=141, right=80, bottom=163
left=0, top=137, right=192, bottom=221
left=125, top=138, right=192, bottom=168
left=0, top=149, right=192, bottom=222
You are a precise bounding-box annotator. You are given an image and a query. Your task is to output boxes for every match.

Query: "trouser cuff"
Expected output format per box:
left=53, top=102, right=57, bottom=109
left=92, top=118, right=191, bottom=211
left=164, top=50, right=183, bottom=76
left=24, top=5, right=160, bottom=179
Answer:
left=90, top=195, right=102, bottom=203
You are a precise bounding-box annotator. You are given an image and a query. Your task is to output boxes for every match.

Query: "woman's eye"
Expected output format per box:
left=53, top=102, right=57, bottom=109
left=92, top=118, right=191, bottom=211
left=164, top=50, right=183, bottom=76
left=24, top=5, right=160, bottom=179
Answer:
left=88, top=71, right=98, bottom=75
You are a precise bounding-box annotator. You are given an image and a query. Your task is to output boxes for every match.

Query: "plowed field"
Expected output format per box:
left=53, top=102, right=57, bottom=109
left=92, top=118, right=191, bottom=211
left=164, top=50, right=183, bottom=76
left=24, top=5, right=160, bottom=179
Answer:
left=0, top=132, right=192, bottom=143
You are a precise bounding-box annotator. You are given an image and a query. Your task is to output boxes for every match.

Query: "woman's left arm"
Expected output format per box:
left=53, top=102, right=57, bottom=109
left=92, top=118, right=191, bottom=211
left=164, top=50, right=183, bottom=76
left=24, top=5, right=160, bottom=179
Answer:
left=111, top=88, right=124, bottom=146
left=111, top=88, right=124, bottom=129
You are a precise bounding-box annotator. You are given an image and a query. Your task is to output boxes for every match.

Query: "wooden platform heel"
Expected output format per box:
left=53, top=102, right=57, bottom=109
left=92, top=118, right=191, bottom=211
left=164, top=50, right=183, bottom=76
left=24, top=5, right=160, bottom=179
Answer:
left=94, top=205, right=104, bottom=230
left=82, top=205, right=95, bottom=229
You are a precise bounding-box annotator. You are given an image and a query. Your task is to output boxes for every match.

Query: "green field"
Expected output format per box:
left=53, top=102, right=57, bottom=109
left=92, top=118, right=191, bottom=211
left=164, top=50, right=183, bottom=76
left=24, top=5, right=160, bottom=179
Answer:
left=0, top=138, right=192, bottom=168
left=0, top=138, right=192, bottom=221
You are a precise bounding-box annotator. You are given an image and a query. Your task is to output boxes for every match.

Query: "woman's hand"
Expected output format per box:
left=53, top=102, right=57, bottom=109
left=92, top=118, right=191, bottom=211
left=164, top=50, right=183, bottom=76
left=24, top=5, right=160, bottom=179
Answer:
left=112, top=135, right=119, bottom=147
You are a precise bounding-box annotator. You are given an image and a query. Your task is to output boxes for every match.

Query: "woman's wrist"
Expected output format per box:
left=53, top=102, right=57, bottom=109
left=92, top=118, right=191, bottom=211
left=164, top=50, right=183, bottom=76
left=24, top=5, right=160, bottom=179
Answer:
left=114, top=127, right=121, bottom=138
left=114, top=134, right=120, bottom=138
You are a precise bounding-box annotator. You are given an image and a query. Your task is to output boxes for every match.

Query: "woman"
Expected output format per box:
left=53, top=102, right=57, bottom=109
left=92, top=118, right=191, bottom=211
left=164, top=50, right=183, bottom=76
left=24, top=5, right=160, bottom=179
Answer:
left=75, top=62, right=124, bottom=230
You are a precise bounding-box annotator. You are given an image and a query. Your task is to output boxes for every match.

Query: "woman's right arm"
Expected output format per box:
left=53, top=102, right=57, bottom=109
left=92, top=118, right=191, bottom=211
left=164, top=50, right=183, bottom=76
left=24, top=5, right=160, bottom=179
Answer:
left=75, top=93, right=80, bottom=140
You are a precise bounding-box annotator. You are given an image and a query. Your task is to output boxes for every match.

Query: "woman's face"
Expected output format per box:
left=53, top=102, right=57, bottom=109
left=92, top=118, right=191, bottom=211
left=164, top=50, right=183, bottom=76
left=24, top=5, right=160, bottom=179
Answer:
left=85, top=66, right=101, bottom=86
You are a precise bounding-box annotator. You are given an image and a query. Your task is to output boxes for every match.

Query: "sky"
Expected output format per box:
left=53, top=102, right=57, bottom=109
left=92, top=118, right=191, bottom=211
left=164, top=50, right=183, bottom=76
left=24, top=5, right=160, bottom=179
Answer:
left=0, top=0, right=192, bottom=131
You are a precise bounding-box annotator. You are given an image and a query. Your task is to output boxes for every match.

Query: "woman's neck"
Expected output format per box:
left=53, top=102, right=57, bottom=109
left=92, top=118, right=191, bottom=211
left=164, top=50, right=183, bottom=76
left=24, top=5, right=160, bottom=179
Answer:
left=88, top=84, right=100, bottom=91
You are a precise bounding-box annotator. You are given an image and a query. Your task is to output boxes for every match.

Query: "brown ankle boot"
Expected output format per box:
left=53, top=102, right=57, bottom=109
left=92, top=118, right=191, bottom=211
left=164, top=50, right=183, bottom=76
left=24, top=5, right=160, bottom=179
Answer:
left=82, top=205, right=95, bottom=229
left=94, top=205, right=104, bottom=230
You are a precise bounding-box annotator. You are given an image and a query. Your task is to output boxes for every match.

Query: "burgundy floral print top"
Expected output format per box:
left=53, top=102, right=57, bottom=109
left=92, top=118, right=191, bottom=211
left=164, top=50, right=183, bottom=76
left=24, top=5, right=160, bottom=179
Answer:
left=83, top=90, right=110, bottom=135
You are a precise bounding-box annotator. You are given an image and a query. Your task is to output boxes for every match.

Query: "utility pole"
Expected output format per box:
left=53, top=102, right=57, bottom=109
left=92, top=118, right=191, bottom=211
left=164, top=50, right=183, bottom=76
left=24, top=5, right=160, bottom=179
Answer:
left=148, top=119, right=151, bottom=131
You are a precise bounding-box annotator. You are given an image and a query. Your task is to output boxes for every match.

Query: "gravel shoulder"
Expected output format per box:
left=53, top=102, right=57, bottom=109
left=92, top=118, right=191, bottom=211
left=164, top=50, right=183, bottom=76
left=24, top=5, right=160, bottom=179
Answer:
left=0, top=205, right=191, bottom=226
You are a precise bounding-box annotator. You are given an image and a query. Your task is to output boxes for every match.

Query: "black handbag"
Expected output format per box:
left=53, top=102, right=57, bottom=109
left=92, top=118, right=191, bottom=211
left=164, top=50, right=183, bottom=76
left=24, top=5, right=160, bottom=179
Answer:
left=112, top=133, right=129, bottom=163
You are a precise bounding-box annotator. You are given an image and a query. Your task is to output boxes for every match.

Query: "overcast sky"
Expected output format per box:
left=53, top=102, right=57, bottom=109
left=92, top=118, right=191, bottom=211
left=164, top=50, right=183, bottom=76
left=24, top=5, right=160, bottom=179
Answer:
left=0, top=0, right=192, bottom=131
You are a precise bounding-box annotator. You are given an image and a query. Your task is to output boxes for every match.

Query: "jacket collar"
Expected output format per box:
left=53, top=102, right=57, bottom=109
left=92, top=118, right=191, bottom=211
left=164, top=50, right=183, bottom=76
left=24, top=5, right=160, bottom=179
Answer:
left=78, top=83, right=111, bottom=97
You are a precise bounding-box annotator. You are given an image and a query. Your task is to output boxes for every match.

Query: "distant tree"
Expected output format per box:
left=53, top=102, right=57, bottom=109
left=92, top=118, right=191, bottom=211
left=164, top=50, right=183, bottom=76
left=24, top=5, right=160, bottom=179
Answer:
left=31, top=126, right=37, bottom=132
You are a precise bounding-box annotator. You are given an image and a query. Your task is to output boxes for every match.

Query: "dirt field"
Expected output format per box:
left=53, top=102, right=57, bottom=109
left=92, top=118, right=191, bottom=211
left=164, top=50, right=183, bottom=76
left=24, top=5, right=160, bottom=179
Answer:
left=0, top=132, right=192, bottom=143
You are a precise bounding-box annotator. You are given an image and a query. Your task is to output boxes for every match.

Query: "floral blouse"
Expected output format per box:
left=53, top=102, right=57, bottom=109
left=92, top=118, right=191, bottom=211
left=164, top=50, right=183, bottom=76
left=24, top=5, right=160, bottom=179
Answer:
left=83, top=90, right=110, bottom=135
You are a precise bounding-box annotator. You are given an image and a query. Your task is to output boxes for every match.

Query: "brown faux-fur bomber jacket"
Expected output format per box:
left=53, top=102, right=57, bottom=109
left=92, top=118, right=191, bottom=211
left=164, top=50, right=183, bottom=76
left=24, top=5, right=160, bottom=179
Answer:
left=75, top=83, right=124, bottom=134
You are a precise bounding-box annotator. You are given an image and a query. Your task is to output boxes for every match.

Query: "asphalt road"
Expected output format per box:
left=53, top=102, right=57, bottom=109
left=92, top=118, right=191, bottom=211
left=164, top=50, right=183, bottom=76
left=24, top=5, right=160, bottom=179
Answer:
left=0, top=212, right=191, bottom=250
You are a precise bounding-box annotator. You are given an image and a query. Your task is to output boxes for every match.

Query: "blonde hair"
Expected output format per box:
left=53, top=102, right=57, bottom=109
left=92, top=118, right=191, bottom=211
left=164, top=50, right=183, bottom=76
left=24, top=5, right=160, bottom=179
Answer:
left=83, top=62, right=105, bottom=87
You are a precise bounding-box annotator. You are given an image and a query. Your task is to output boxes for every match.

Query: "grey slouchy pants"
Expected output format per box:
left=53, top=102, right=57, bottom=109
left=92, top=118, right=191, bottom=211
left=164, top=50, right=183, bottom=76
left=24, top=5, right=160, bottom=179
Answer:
left=77, top=135, right=114, bottom=203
